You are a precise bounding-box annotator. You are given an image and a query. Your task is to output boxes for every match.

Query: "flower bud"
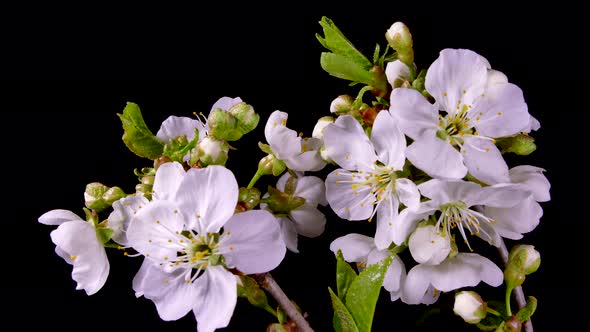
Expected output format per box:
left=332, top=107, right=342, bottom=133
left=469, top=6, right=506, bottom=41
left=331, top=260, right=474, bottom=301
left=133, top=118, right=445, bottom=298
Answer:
left=505, top=316, right=522, bottom=332
left=509, top=245, right=541, bottom=275
left=229, top=102, right=259, bottom=135
left=237, top=187, right=261, bottom=211
left=84, top=182, right=126, bottom=212
left=207, top=109, right=242, bottom=141
left=312, top=116, right=335, bottom=139
left=453, top=291, right=487, bottom=324
left=504, top=264, right=526, bottom=289
left=496, top=134, right=536, bottom=155
left=197, top=136, right=230, bottom=166
left=385, top=22, right=414, bottom=65
left=258, top=154, right=286, bottom=177
left=330, top=95, right=354, bottom=114
left=134, top=167, right=156, bottom=198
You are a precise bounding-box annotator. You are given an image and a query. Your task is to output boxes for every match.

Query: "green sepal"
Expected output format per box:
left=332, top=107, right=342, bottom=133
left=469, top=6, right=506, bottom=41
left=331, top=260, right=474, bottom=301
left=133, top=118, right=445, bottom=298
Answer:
left=515, top=296, right=537, bottom=322
left=237, top=275, right=276, bottom=317
left=263, top=186, right=305, bottom=214
left=316, top=16, right=371, bottom=70
left=162, top=131, right=199, bottom=163
left=344, top=254, right=393, bottom=332
left=96, top=228, right=115, bottom=245
left=335, top=250, right=358, bottom=301
left=118, top=102, right=164, bottom=159
left=258, top=142, right=274, bottom=155
left=495, top=134, right=536, bottom=155
left=272, top=158, right=287, bottom=176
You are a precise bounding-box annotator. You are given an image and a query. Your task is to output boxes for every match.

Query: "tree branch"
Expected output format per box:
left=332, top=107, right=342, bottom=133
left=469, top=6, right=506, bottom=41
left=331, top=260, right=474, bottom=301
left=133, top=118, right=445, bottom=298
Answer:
left=257, top=273, right=314, bottom=332
left=498, top=239, right=534, bottom=332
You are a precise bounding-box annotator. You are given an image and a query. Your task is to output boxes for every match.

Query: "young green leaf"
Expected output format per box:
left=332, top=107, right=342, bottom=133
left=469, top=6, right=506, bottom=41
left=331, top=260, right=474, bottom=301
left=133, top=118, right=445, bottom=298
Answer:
left=335, top=250, right=357, bottom=300
left=329, top=288, right=360, bottom=332
left=118, top=102, right=164, bottom=159
left=320, top=53, right=373, bottom=85
left=316, top=16, right=372, bottom=70
left=344, top=254, right=393, bottom=332
left=515, top=296, right=537, bottom=322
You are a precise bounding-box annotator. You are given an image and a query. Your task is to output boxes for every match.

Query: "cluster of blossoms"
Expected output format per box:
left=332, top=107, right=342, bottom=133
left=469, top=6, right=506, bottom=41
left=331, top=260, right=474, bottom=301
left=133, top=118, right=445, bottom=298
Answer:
left=39, top=19, right=548, bottom=332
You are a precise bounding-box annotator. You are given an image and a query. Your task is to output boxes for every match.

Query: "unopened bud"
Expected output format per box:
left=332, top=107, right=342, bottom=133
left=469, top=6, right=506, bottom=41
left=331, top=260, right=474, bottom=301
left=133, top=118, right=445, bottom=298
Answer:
left=312, top=116, right=335, bottom=139
left=238, top=187, right=261, bottom=211
left=208, top=109, right=242, bottom=141
left=229, top=102, right=259, bottom=135
left=509, top=245, right=540, bottom=275
left=453, top=291, right=487, bottom=324
left=385, top=22, right=414, bottom=65
left=330, top=95, right=354, bottom=114
left=134, top=168, right=156, bottom=198
left=504, top=264, right=526, bottom=289
left=258, top=154, right=286, bottom=177
left=84, top=183, right=126, bottom=212
left=197, top=136, right=230, bottom=166
left=496, top=134, right=536, bottom=155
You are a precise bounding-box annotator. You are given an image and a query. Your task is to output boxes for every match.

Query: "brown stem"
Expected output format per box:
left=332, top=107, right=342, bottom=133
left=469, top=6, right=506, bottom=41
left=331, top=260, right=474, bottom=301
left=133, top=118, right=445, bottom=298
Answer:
left=257, top=273, right=314, bottom=332
left=498, top=239, right=534, bottom=332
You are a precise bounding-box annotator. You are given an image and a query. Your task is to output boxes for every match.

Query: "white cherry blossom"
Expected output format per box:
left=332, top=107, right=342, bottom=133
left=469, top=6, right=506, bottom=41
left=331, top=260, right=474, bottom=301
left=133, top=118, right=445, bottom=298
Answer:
left=324, top=112, right=420, bottom=249
left=390, top=49, right=531, bottom=184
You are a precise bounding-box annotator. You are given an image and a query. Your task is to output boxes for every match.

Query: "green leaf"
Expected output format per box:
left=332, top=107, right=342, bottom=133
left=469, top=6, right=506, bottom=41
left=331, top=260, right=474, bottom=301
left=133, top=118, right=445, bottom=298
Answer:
left=345, top=254, right=393, bottom=332
left=515, top=296, right=537, bottom=322
left=320, top=53, right=374, bottom=85
left=118, top=102, right=164, bottom=159
left=316, top=16, right=372, bottom=70
left=96, top=228, right=114, bottom=245
left=329, top=288, right=360, bottom=332
left=335, top=250, right=357, bottom=300
left=237, top=275, right=276, bottom=316
left=495, top=134, right=536, bottom=155
left=162, top=132, right=199, bottom=163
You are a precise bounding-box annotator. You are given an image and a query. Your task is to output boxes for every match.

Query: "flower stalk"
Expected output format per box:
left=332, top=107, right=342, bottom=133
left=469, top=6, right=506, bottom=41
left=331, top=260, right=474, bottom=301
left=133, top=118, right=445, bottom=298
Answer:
left=256, top=273, right=314, bottom=332
left=498, top=239, right=534, bottom=332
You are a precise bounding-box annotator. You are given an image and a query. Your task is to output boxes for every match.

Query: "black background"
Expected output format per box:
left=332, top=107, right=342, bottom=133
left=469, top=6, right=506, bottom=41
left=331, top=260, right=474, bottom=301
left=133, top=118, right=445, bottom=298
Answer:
left=3, top=3, right=583, bottom=332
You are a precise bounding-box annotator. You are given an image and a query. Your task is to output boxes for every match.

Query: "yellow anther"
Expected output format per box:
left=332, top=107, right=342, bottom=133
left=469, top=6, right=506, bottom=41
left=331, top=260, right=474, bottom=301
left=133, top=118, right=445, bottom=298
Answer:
left=70, top=255, right=77, bottom=260
left=281, top=119, right=287, bottom=126
left=164, top=257, right=168, bottom=261
left=443, top=92, right=448, bottom=97
left=164, top=279, right=169, bottom=284
left=229, top=246, right=234, bottom=251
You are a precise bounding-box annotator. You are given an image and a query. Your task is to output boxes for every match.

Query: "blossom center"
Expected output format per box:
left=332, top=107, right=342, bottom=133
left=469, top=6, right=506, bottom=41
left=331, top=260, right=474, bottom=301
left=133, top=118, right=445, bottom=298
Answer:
left=436, top=201, right=497, bottom=250
left=336, top=164, right=397, bottom=221
left=437, top=106, right=474, bottom=145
